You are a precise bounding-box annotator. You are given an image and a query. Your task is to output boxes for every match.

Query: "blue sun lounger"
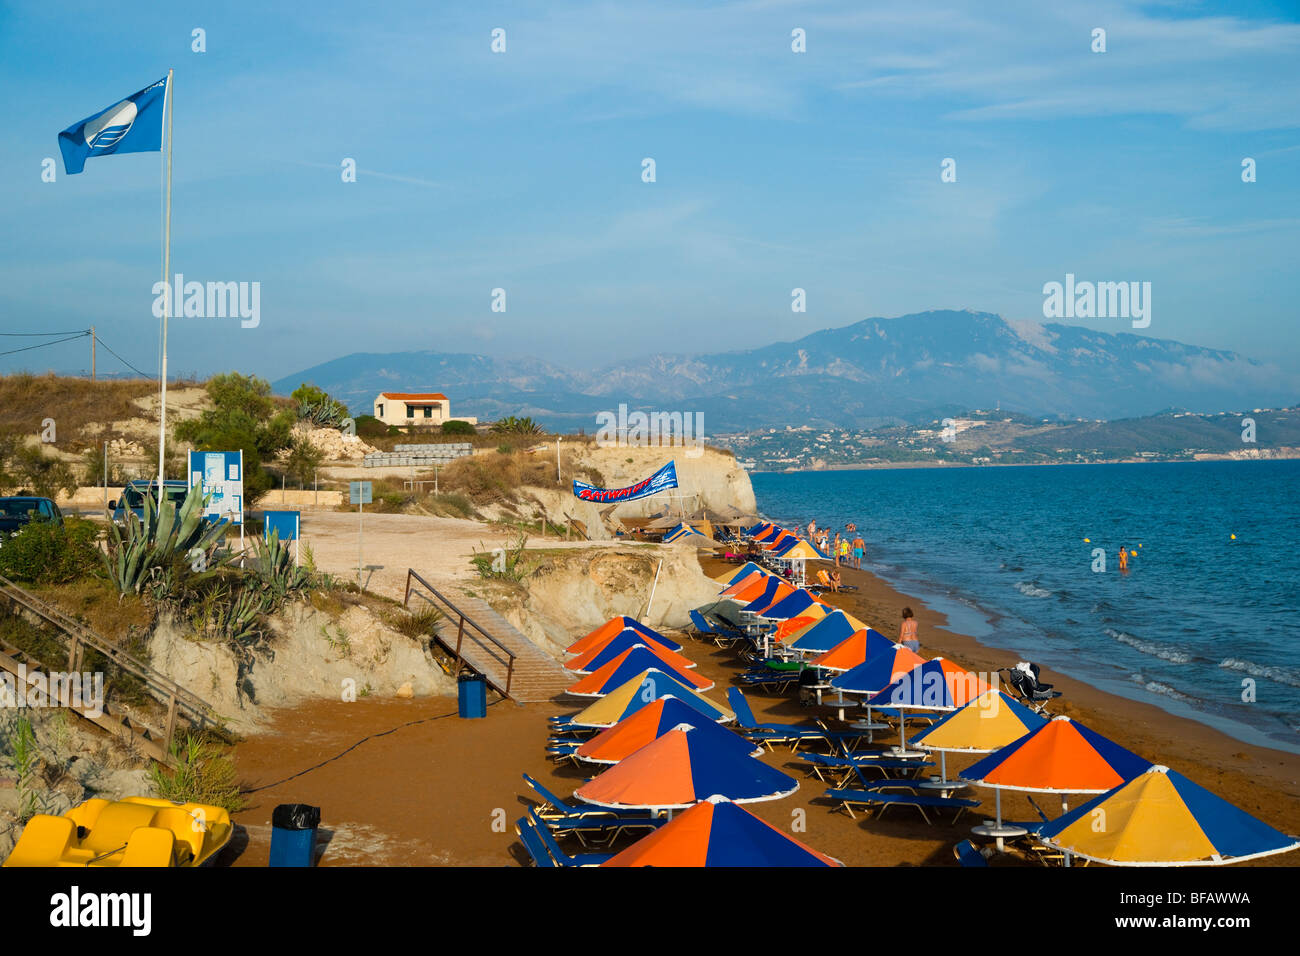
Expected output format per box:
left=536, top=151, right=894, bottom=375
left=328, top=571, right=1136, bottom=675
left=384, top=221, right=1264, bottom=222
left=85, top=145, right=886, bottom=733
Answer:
left=516, top=810, right=614, bottom=867
left=728, top=688, right=863, bottom=752
left=798, top=752, right=932, bottom=782
left=824, top=789, right=980, bottom=823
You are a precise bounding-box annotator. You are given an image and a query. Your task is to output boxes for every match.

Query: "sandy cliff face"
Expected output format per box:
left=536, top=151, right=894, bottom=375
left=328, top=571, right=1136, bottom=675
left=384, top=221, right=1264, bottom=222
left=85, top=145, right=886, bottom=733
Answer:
left=486, top=545, right=721, bottom=660
left=148, top=602, right=456, bottom=732
left=568, top=444, right=757, bottom=519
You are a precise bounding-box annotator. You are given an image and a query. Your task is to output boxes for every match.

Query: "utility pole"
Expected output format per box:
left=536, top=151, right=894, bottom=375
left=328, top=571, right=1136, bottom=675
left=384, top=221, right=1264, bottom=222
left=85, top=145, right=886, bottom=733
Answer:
left=89, top=326, right=96, bottom=382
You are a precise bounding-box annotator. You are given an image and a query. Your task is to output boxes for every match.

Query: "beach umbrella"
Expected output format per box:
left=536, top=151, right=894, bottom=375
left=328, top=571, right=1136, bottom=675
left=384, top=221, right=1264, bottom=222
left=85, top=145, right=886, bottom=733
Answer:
left=567, top=616, right=682, bottom=655
left=575, top=726, right=800, bottom=812
left=757, top=588, right=825, bottom=621
left=714, top=561, right=764, bottom=586
left=864, top=657, right=992, bottom=755
left=772, top=610, right=827, bottom=644
left=960, top=715, right=1153, bottom=845
left=910, top=689, right=1048, bottom=784
left=565, top=625, right=683, bottom=664
left=1036, top=765, right=1300, bottom=866
left=602, top=795, right=843, bottom=867
left=754, top=525, right=783, bottom=543
left=576, top=698, right=761, bottom=765
left=762, top=531, right=798, bottom=552
left=786, top=610, right=868, bottom=655
left=719, top=572, right=775, bottom=603
left=744, top=521, right=772, bottom=537
left=960, top=715, right=1153, bottom=797
left=565, top=635, right=699, bottom=675
left=815, top=630, right=902, bottom=674
left=563, top=670, right=734, bottom=728
left=771, top=539, right=828, bottom=562
left=566, top=646, right=714, bottom=698
left=740, top=577, right=794, bottom=615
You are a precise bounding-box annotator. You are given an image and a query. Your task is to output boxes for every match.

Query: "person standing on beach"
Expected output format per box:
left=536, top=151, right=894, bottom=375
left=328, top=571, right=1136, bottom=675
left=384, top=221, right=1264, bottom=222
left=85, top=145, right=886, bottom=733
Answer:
left=852, top=535, right=865, bottom=570
left=838, top=537, right=850, bottom=567
left=833, top=532, right=842, bottom=567
left=900, top=608, right=919, bottom=654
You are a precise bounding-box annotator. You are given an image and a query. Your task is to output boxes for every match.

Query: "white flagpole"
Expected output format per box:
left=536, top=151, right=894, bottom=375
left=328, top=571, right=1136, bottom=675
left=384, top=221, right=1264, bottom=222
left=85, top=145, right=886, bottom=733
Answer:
left=157, top=68, right=174, bottom=493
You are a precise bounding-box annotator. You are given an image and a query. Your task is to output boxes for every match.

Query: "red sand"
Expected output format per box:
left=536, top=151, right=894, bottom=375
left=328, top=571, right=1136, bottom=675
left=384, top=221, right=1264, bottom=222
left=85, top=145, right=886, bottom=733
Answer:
left=225, top=557, right=1300, bottom=867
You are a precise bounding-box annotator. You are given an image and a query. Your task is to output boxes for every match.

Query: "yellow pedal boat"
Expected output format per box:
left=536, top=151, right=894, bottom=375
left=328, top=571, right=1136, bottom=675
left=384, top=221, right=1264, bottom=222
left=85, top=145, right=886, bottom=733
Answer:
left=3, top=797, right=233, bottom=867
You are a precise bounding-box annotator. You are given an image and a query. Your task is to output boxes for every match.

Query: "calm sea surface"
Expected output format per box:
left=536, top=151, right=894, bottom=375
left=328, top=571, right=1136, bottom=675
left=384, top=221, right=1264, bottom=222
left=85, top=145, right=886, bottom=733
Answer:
left=751, top=460, right=1300, bottom=753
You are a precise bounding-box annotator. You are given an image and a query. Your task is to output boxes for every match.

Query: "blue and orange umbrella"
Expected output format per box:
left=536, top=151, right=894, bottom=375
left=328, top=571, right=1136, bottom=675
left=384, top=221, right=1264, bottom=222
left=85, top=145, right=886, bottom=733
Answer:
left=863, top=657, right=991, bottom=754
left=961, top=715, right=1154, bottom=834
left=575, top=726, right=800, bottom=811
left=602, top=796, right=843, bottom=867
left=786, top=610, right=867, bottom=655
left=910, top=688, right=1048, bottom=784
left=818, top=631, right=907, bottom=675
left=576, top=699, right=760, bottom=765
left=758, top=588, right=824, bottom=621
left=565, top=633, right=698, bottom=675
left=566, top=647, right=713, bottom=697
left=715, top=562, right=765, bottom=586
left=1037, top=765, right=1300, bottom=866
left=566, top=616, right=682, bottom=656
left=563, top=670, right=734, bottom=728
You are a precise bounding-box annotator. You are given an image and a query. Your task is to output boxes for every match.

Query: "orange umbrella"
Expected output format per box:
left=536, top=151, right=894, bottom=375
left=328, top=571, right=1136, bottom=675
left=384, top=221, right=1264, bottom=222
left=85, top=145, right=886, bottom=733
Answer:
left=566, top=616, right=681, bottom=656
left=565, top=635, right=698, bottom=674
left=566, top=647, right=713, bottom=697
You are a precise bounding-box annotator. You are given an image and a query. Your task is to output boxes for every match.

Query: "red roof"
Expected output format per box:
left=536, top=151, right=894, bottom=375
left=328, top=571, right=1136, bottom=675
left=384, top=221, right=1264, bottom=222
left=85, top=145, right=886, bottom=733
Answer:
left=377, top=392, right=448, bottom=401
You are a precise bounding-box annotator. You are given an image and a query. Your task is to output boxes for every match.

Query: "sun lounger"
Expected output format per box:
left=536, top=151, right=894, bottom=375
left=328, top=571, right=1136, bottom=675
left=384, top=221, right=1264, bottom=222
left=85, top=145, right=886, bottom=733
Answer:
left=516, top=817, right=559, bottom=867
left=516, top=810, right=613, bottom=866
left=522, top=773, right=650, bottom=821
left=797, top=752, right=932, bottom=782
left=954, top=840, right=991, bottom=867
left=824, top=788, right=979, bottom=823
left=690, top=609, right=746, bottom=646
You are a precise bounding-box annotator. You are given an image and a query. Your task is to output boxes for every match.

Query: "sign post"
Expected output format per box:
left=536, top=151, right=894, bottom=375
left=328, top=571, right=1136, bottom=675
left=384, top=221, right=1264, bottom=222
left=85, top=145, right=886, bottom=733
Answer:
left=189, top=449, right=245, bottom=554
left=349, top=481, right=372, bottom=585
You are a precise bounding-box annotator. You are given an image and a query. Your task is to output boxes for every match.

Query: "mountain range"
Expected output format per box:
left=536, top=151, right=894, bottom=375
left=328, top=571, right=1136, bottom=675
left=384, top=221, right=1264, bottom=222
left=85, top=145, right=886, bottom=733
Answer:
left=271, top=310, right=1296, bottom=431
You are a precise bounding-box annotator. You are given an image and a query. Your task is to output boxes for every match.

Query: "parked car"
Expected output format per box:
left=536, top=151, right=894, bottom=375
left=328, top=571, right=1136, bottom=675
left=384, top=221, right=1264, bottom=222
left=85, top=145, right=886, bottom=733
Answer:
left=0, top=496, right=63, bottom=546
left=110, top=479, right=191, bottom=525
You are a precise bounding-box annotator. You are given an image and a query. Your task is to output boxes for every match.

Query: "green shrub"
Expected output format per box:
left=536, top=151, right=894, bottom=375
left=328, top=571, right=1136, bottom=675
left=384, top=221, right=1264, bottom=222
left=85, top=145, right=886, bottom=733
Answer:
left=148, top=733, right=245, bottom=813
left=353, top=414, right=387, bottom=438
left=441, top=420, right=475, bottom=436
left=0, top=516, right=103, bottom=585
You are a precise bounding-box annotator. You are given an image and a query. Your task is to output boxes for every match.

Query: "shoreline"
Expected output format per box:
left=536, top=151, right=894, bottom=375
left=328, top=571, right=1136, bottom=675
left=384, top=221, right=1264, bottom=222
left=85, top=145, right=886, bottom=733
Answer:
left=703, top=554, right=1300, bottom=855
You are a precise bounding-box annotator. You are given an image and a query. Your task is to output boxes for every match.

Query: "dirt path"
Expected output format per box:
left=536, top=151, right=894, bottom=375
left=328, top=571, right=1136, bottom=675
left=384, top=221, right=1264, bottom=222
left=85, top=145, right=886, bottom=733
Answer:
left=299, top=511, right=624, bottom=600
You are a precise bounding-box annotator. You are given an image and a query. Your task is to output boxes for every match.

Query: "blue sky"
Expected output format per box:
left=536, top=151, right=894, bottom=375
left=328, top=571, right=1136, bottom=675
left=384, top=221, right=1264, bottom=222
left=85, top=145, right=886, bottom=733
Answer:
left=2, top=0, right=1298, bottom=388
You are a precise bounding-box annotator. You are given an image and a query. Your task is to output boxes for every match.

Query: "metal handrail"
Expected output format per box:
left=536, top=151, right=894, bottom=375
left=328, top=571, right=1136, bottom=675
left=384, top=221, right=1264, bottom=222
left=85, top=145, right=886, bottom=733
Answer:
left=403, top=569, right=517, bottom=696
left=0, top=573, right=217, bottom=724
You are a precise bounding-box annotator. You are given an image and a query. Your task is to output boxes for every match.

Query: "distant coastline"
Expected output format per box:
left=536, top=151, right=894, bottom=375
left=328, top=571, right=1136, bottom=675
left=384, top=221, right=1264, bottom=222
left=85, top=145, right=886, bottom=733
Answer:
left=747, top=449, right=1300, bottom=474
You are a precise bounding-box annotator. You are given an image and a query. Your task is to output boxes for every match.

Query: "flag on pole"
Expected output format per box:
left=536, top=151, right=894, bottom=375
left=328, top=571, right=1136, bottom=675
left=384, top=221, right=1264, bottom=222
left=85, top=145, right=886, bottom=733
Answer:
left=57, top=76, right=169, bottom=175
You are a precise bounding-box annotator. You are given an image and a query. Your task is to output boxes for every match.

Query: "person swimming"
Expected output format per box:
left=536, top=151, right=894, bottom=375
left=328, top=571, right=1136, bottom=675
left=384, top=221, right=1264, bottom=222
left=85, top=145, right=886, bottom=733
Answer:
left=1118, top=547, right=1129, bottom=572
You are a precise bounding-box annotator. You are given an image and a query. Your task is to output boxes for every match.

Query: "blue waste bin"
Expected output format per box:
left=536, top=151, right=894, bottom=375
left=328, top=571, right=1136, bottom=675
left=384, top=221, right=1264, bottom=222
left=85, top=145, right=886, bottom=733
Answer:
left=269, top=804, right=320, bottom=867
left=458, top=672, right=487, bottom=718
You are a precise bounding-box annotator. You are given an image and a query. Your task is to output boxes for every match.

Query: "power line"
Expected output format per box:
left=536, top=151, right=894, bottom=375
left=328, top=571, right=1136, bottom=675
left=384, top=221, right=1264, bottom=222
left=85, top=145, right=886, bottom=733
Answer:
left=0, top=332, right=88, bottom=357
left=0, top=330, right=90, bottom=337
left=95, top=335, right=155, bottom=379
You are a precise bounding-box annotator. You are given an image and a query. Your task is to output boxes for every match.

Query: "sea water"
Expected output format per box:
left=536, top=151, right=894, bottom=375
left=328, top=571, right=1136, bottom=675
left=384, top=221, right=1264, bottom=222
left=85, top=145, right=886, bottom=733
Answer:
left=752, top=459, right=1300, bottom=753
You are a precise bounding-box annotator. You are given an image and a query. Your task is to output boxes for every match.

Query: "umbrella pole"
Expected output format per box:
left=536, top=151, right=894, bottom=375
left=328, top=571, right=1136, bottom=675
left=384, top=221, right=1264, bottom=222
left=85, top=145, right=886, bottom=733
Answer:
left=940, top=752, right=948, bottom=784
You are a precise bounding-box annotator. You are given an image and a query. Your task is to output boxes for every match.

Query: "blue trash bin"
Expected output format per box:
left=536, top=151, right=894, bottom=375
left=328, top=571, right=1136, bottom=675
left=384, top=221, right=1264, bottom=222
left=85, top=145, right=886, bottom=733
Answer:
left=269, top=803, right=321, bottom=867
left=458, top=672, right=487, bottom=718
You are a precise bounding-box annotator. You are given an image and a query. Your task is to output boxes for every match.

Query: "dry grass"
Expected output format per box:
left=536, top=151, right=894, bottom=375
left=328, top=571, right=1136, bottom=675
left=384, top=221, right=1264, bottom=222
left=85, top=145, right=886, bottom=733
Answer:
left=0, top=374, right=160, bottom=446
left=32, top=579, right=156, bottom=645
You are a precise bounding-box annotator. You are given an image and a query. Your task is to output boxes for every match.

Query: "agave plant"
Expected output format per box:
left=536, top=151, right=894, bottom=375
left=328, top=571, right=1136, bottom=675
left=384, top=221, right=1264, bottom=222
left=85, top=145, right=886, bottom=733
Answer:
left=297, top=398, right=347, bottom=429
left=104, top=483, right=229, bottom=595
left=248, top=530, right=311, bottom=606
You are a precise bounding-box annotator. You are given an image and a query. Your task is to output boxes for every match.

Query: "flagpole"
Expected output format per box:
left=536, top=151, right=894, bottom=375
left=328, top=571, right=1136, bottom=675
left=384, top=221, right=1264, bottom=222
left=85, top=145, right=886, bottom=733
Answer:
left=157, top=68, right=173, bottom=493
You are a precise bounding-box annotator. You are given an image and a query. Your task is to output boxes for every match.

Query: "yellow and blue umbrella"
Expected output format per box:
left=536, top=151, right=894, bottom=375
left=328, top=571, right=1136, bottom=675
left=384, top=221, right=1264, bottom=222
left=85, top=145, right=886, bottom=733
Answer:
left=562, top=670, right=734, bottom=728
left=1038, top=765, right=1300, bottom=866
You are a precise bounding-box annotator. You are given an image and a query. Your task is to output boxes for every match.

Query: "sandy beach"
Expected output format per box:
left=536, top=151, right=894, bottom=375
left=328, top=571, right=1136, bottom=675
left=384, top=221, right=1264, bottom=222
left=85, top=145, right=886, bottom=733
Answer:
left=223, top=551, right=1299, bottom=867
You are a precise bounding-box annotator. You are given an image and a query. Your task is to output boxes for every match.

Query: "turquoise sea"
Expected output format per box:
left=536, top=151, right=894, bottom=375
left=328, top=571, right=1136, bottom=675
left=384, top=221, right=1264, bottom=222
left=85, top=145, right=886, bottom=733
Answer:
left=751, top=459, right=1300, bottom=753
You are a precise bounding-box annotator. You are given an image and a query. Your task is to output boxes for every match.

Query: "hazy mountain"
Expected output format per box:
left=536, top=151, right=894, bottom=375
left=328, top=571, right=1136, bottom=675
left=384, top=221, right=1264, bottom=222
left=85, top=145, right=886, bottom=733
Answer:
left=271, top=311, right=1296, bottom=431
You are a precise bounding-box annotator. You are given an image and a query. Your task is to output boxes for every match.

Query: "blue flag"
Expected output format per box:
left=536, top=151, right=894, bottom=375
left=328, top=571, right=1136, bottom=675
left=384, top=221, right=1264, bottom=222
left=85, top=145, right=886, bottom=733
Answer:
left=573, top=461, right=678, bottom=503
left=58, top=76, right=168, bottom=175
